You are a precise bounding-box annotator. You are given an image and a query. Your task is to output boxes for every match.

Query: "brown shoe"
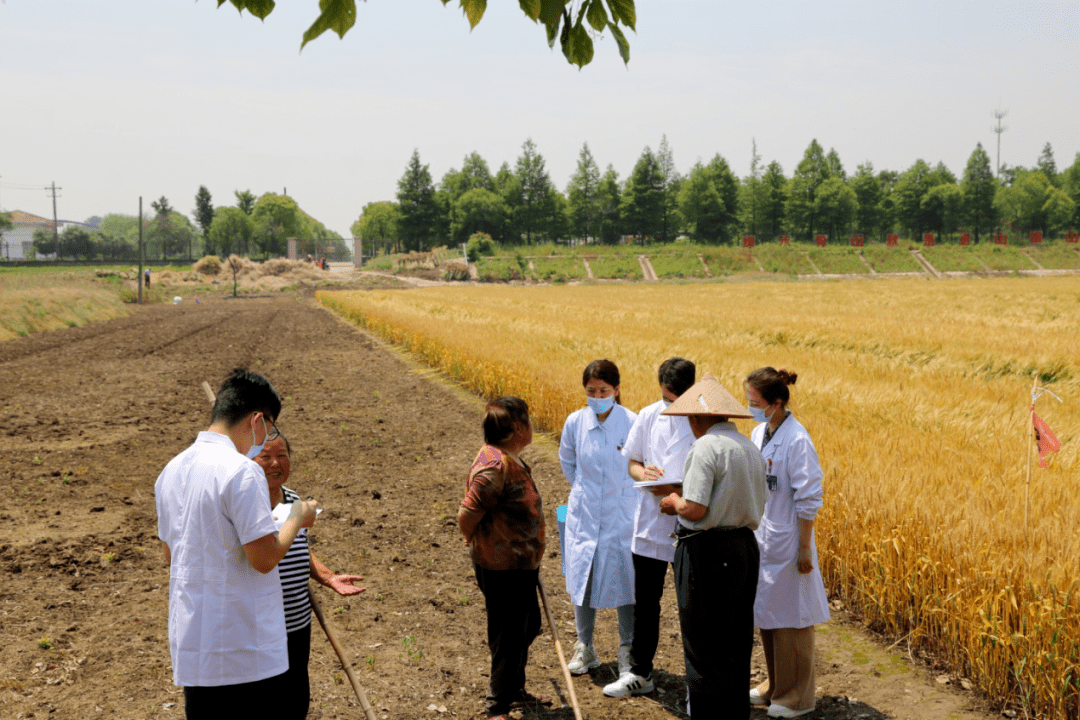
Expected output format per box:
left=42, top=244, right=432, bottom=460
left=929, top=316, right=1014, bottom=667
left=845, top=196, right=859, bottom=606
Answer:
left=510, top=691, right=553, bottom=708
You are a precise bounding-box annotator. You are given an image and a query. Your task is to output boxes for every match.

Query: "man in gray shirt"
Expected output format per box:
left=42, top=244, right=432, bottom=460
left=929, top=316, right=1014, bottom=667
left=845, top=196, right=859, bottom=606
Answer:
left=659, top=375, right=767, bottom=718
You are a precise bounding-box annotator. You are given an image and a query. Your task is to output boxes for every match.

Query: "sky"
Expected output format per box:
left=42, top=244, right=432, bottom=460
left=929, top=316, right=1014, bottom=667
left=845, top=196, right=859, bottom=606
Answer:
left=2, top=0, right=1078, bottom=239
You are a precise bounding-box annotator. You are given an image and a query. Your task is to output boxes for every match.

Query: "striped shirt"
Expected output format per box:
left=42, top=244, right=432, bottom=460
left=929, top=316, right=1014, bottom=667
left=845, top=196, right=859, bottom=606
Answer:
left=278, top=486, right=312, bottom=632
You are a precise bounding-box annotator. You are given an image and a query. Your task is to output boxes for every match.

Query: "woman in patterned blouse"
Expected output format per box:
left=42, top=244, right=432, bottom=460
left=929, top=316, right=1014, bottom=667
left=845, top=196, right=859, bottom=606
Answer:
left=459, top=397, right=550, bottom=720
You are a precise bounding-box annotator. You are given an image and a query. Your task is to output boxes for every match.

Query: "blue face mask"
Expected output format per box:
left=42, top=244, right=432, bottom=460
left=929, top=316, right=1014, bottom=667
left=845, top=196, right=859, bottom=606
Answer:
left=587, top=395, right=616, bottom=416
left=246, top=416, right=268, bottom=459
left=749, top=405, right=772, bottom=423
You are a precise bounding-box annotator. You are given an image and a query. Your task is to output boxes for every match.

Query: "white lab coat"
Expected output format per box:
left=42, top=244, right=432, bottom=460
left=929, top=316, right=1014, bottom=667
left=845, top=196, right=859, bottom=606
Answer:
left=621, top=400, right=696, bottom=563
left=559, top=403, right=637, bottom=608
left=751, top=414, right=831, bottom=629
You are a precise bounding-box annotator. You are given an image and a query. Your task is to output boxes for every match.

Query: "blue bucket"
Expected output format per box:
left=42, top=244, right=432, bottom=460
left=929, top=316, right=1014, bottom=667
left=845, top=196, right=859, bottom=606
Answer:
left=556, top=504, right=568, bottom=575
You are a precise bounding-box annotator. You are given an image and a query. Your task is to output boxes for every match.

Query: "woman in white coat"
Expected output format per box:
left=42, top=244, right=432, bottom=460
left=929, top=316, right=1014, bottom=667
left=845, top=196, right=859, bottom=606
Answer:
left=744, top=367, right=830, bottom=719
left=558, top=359, right=637, bottom=676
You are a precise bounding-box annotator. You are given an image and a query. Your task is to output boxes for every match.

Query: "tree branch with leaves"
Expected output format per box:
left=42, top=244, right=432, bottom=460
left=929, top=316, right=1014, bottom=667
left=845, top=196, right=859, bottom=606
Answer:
left=215, top=0, right=635, bottom=68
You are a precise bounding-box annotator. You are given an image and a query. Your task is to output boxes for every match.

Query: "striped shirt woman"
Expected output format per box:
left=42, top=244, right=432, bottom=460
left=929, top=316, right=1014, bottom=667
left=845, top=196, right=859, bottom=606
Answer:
left=256, top=437, right=365, bottom=720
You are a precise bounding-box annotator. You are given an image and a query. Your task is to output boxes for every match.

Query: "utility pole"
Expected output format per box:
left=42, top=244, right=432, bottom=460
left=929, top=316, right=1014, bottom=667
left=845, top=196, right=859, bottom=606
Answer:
left=139, top=197, right=144, bottom=305
left=992, top=108, right=1008, bottom=178
left=47, top=181, right=62, bottom=259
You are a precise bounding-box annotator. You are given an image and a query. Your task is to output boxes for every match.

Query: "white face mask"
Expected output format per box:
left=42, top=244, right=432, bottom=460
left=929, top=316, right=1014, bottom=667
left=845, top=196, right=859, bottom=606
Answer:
left=245, top=416, right=268, bottom=459
left=661, top=397, right=673, bottom=408
left=587, top=395, right=616, bottom=415
left=749, top=405, right=771, bottom=423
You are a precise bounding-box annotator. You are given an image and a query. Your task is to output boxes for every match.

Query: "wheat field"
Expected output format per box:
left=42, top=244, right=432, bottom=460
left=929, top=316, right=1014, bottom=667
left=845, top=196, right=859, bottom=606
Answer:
left=318, top=277, right=1079, bottom=718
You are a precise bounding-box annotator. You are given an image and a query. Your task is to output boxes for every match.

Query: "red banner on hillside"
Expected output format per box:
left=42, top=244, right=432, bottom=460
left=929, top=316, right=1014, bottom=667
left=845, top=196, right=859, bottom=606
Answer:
left=815, top=235, right=827, bottom=247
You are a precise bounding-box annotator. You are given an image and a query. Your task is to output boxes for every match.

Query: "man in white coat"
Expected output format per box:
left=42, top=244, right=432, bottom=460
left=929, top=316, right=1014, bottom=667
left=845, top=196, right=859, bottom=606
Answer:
left=156, top=369, right=318, bottom=718
left=604, top=357, right=697, bottom=698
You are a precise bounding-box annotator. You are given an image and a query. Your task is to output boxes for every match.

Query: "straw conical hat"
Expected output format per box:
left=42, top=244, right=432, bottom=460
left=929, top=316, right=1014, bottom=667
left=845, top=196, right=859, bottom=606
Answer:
left=661, top=375, right=751, bottom=418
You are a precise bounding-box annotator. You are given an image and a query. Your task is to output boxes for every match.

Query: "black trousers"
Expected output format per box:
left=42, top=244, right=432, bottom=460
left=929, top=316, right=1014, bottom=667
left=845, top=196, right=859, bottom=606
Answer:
left=184, top=671, right=286, bottom=719
left=628, top=552, right=670, bottom=678
left=282, top=624, right=312, bottom=719
left=473, top=565, right=542, bottom=715
left=674, top=527, right=759, bottom=719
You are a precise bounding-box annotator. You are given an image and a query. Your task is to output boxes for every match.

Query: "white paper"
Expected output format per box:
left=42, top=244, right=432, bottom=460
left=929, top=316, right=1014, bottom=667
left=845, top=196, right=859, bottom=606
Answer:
left=633, top=478, right=683, bottom=488
left=271, top=502, right=322, bottom=528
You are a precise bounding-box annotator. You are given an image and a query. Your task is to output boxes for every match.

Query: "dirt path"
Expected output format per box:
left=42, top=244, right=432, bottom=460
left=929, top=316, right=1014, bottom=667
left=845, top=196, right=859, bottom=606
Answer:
left=0, top=294, right=997, bottom=719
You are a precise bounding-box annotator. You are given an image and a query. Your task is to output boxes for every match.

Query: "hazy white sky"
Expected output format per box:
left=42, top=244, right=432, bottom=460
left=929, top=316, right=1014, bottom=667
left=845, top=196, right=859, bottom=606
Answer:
left=2, top=1, right=1077, bottom=238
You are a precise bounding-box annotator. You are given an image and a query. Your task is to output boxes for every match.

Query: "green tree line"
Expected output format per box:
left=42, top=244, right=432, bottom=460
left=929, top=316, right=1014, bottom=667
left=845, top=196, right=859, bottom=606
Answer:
left=353, top=138, right=1080, bottom=256
left=30, top=187, right=349, bottom=263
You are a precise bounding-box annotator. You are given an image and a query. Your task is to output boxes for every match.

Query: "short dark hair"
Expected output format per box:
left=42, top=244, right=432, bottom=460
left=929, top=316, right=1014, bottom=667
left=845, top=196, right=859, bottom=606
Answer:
left=210, top=368, right=282, bottom=427
left=744, top=367, right=798, bottom=407
left=582, top=359, right=621, bottom=405
left=658, top=357, right=696, bottom=397
left=483, top=397, right=530, bottom=447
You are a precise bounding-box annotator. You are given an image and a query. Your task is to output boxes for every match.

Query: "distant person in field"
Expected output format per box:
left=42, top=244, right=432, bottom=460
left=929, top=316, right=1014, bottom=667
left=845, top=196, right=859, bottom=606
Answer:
left=254, top=434, right=364, bottom=720
left=144, top=267, right=151, bottom=288
left=603, top=357, right=696, bottom=699
left=459, top=397, right=551, bottom=720
left=745, top=367, right=829, bottom=719
left=155, top=368, right=318, bottom=719
left=658, top=375, right=767, bottom=718
left=558, top=359, right=637, bottom=676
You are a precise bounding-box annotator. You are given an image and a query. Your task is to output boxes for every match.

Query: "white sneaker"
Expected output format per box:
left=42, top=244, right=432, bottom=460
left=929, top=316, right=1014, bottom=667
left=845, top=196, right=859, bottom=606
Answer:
left=567, top=642, right=599, bottom=675
left=750, top=687, right=769, bottom=706
left=603, top=672, right=655, bottom=697
left=767, top=702, right=815, bottom=718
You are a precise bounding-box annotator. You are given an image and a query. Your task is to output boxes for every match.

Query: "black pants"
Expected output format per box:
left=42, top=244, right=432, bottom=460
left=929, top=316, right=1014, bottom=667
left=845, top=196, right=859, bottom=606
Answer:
left=674, top=527, right=759, bottom=719
left=629, top=552, right=670, bottom=678
left=184, top=671, right=286, bottom=719
left=473, top=565, right=542, bottom=715
left=282, top=624, right=312, bottom=719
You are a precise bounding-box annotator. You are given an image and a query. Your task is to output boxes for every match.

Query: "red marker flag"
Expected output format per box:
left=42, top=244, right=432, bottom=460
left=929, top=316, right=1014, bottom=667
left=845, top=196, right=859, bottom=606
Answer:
left=1032, top=406, right=1061, bottom=467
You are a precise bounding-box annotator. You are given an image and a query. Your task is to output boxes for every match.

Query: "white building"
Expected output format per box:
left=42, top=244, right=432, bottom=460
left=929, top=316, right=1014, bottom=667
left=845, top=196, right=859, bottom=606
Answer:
left=0, top=210, right=56, bottom=260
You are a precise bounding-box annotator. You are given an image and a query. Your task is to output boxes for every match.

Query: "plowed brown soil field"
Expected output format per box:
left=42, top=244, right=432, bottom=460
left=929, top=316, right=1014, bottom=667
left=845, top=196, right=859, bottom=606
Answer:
left=0, top=290, right=998, bottom=720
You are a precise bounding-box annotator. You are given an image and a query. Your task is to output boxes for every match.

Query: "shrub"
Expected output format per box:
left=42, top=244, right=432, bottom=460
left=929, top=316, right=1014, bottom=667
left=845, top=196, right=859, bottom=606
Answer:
left=466, top=233, right=496, bottom=262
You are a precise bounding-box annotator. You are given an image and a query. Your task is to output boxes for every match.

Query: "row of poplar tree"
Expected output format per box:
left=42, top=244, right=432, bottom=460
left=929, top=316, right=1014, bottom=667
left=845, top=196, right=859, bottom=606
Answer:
left=355, top=138, right=1080, bottom=255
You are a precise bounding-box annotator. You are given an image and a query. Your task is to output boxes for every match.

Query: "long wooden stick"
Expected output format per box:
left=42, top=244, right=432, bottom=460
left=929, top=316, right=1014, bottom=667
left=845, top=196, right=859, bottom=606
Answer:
left=200, top=380, right=375, bottom=718
left=537, top=578, right=584, bottom=720
left=1026, top=375, right=1037, bottom=551
left=310, top=591, right=378, bottom=720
